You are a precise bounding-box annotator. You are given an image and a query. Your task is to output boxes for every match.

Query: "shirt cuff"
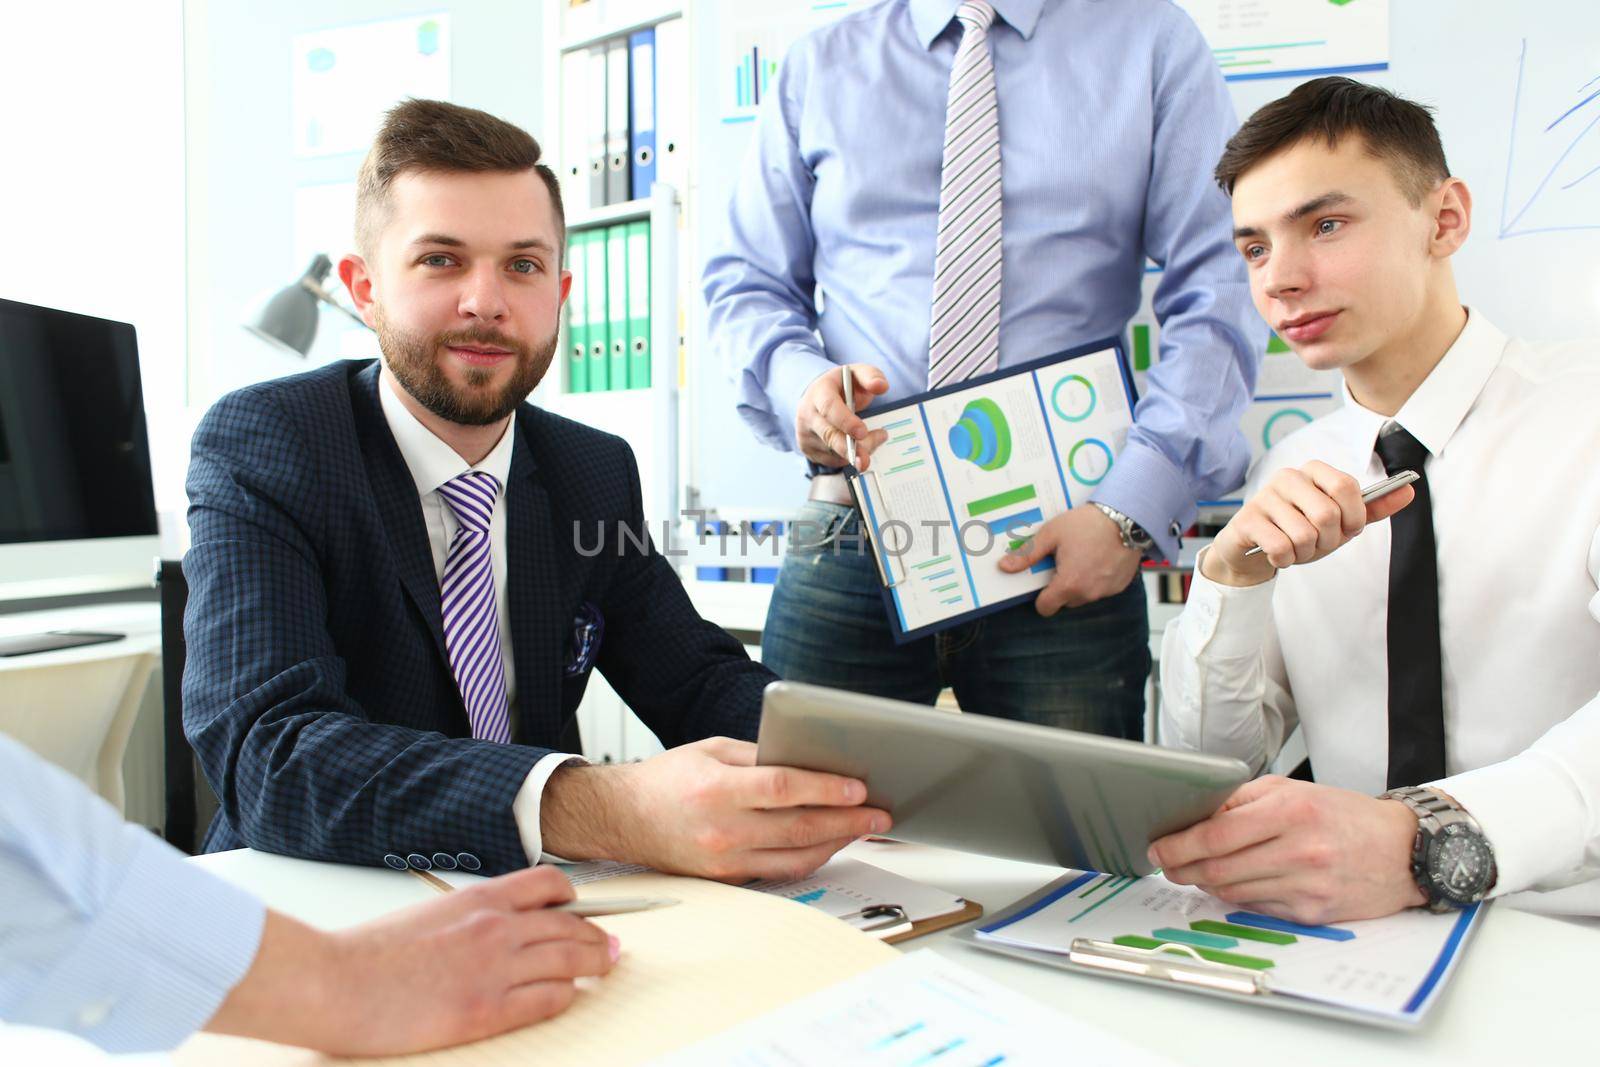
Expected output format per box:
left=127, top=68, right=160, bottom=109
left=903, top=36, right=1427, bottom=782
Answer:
left=1435, top=750, right=1592, bottom=898
left=512, top=752, right=589, bottom=865
left=760, top=343, right=837, bottom=457
left=15, top=831, right=265, bottom=1054
left=1089, top=439, right=1197, bottom=562
left=1177, top=546, right=1277, bottom=661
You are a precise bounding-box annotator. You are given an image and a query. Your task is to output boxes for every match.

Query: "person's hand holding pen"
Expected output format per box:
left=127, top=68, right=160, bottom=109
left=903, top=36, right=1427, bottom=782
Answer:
left=1203, top=462, right=1416, bottom=588
left=795, top=364, right=891, bottom=471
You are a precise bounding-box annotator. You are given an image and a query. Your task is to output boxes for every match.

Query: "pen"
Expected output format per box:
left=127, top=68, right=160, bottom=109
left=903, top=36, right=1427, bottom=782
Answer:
left=842, top=367, right=858, bottom=469
left=1242, top=469, right=1419, bottom=558
left=407, top=869, right=679, bottom=916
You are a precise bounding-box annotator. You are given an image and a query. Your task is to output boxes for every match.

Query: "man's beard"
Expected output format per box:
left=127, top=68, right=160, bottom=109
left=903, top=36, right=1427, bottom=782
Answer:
left=375, top=308, right=558, bottom=427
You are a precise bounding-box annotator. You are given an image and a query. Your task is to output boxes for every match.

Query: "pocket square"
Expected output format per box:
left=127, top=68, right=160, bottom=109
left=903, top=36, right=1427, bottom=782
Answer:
left=565, top=601, right=604, bottom=677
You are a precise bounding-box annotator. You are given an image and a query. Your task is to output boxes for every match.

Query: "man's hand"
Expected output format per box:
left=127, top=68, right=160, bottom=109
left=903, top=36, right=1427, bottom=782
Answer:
left=208, top=866, right=616, bottom=1055
left=1203, top=461, right=1415, bottom=588
left=1148, top=776, right=1426, bottom=925
left=542, top=737, right=890, bottom=882
left=795, top=364, right=891, bottom=471
left=997, top=506, right=1142, bottom=615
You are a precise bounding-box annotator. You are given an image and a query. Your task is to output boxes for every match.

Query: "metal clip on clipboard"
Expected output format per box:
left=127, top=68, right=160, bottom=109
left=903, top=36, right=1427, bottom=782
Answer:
left=1067, top=938, right=1272, bottom=997
left=839, top=903, right=914, bottom=940
left=846, top=470, right=909, bottom=590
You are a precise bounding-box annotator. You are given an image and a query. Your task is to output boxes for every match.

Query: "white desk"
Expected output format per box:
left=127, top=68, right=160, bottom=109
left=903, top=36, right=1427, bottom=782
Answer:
left=0, top=603, right=161, bottom=813
left=192, top=842, right=1589, bottom=1066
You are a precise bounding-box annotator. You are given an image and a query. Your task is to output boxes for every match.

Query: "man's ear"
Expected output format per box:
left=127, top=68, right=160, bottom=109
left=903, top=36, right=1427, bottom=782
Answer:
left=338, top=253, right=378, bottom=329
left=1429, top=177, right=1472, bottom=260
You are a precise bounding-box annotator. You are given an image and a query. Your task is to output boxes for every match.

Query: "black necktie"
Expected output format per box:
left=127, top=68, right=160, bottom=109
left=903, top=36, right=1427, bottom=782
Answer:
left=1375, top=426, right=1446, bottom=787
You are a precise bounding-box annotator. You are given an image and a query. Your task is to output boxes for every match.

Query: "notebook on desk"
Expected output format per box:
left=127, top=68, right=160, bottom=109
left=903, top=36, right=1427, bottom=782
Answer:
left=959, top=869, right=1485, bottom=1029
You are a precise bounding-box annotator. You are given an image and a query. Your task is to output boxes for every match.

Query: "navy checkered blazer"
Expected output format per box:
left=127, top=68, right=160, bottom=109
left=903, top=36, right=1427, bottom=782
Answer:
left=183, top=360, right=773, bottom=874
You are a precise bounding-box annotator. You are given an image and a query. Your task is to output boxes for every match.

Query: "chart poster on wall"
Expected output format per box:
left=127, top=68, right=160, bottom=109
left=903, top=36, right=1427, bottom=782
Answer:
left=716, top=1, right=869, bottom=125
left=291, top=14, right=451, bottom=157
left=1174, top=0, right=1388, bottom=82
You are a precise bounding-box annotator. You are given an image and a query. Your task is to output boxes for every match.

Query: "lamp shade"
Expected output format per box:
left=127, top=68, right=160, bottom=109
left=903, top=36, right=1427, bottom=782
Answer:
left=243, top=254, right=334, bottom=357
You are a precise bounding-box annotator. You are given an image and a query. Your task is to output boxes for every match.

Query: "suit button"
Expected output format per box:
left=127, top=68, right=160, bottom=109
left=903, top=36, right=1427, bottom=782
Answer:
left=382, top=853, right=408, bottom=870
left=456, top=852, right=482, bottom=871
left=431, top=852, right=458, bottom=870
left=406, top=853, right=432, bottom=870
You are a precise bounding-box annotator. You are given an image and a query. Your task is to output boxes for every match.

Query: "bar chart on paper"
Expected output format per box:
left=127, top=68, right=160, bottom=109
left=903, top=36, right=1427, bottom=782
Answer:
left=977, top=870, right=1479, bottom=1020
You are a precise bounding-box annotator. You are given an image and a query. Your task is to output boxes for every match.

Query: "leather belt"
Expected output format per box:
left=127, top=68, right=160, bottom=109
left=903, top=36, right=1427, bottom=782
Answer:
left=807, top=473, right=857, bottom=507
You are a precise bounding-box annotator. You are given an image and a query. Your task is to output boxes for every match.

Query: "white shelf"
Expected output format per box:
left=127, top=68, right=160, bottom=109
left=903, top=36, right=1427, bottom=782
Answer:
left=560, top=6, right=683, bottom=54
left=566, top=197, right=655, bottom=232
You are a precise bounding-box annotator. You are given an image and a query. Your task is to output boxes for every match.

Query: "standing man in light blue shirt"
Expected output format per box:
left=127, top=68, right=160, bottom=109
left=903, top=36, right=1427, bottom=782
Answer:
left=0, top=734, right=615, bottom=1056
left=703, top=0, right=1263, bottom=733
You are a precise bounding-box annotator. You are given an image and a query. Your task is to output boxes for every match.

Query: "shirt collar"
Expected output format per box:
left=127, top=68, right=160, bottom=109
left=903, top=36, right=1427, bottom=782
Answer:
left=378, top=370, right=516, bottom=499
left=1338, top=307, right=1508, bottom=464
left=910, top=0, right=1044, bottom=49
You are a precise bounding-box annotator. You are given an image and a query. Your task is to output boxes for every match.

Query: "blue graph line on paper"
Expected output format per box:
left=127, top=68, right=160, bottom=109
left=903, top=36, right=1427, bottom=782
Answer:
left=1500, top=39, right=1600, bottom=238
left=793, top=888, right=827, bottom=904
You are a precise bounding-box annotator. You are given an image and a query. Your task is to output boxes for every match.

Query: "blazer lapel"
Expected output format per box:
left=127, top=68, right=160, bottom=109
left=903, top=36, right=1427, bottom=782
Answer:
left=506, top=408, right=567, bottom=745
left=350, top=363, right=451, bottom=671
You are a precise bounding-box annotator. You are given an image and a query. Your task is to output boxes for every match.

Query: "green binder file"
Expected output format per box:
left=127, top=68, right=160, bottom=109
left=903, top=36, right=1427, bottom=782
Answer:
left=565, top=230, right=590, bottom=393
left=584, top=225, right=609, bottom=391
left=626, top=220, right=651, bottom=389
left=606, top=224, right=630, bottom=389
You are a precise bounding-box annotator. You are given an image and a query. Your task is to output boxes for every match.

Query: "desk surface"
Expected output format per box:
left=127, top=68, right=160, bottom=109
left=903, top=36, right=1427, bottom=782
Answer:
left=0, top=602, right=160, bottom=670
left=192, top=843, right=1589, bottom=1066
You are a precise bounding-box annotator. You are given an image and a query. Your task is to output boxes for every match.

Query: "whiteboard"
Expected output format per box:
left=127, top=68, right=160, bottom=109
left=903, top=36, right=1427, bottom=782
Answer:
left=687, top=0, right=1600, bottom=519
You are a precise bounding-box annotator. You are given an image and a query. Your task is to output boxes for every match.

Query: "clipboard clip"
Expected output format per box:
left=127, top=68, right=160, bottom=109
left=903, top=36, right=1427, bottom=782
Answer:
left=840, top=903, right=914, bottom=940
left=847, top=470, right=909, bottom=590
left=1067, top=938, right=1272, bottom=997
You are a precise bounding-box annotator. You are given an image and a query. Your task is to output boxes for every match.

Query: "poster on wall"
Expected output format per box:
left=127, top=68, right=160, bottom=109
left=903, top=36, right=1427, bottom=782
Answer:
left=1174, top=0, right=1388, bottom=82
left=291, top=14, right=451, bottom=157
left=715, top=1, right=868, bottom=125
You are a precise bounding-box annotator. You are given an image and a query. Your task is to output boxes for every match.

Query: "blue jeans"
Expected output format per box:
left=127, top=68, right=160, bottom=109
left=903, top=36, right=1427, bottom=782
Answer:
left=762, top=501, right=1150, bottom=738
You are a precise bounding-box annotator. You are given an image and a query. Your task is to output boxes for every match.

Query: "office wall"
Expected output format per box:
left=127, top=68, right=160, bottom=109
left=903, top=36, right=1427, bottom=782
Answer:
left=185, top=0, right=547, bottom=409
left=0, top=1, right=187, bottom=515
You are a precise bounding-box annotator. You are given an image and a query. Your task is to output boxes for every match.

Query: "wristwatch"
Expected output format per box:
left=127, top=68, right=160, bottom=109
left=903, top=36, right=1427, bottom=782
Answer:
left=1090, top=502, right=1156, bottom=557
left=1379, top=786, right=1498, bottom=912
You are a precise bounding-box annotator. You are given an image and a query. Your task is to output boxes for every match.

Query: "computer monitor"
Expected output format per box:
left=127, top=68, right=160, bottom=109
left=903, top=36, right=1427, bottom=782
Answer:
left=0, top=297, right=159, bottom=601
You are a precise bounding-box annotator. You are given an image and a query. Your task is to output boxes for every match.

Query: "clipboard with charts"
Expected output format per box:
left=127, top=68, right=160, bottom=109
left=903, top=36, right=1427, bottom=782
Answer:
left=956, top=869, right=1486, bottom=1029
left=846, top=337, right=1137, bottom=643
left=749, top=855, right=982, bottom=943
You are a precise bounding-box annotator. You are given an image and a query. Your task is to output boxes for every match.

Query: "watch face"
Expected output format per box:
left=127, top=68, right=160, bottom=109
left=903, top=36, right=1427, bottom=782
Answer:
left=1429, top=827, right=1495, bottom=902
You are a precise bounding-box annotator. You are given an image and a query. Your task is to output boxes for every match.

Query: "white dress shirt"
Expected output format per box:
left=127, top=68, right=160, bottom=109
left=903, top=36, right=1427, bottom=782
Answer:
left=1160, top=310, right=1600, bottom=915
left=0, top=733, right=264, bottom=1053
left=379, top=374, right=581, bottom=864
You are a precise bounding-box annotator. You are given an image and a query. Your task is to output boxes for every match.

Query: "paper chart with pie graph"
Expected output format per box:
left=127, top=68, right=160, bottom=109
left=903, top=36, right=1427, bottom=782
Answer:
left=851, top=343, right=1135, bottom=641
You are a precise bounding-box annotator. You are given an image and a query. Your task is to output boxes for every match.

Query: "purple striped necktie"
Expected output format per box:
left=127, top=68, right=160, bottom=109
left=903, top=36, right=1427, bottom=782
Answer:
left=437, top=471, right=511, bottom=743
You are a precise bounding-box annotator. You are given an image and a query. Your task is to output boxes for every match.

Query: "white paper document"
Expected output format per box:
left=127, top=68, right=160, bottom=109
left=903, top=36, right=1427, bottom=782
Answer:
left=1174, top=0, right=1389, bottom=82
left=647, top=949, right=1177, bottom=1066
left=851, top=343, right=1136, bottom=641
left=750, top=856, right=968, bottom=925
left=976, top=870, right=1480, bottom=1023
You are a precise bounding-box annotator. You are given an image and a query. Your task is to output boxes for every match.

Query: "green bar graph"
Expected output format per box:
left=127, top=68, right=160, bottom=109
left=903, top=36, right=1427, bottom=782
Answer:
left=966, top=484, right=1037, bottom=517
left=1190, top=920, right=1297, bottom=946
left=1152, top=927, right=1238, bottom=950
left=913, top=555, right=952, bottom=570
left=1267, top=332, right=1291, bottom=354
left=1132, top=324, right=1152, bottom=371
left=1113, top=935, right=1275, bottom=971
left=887, top=459, right=926, bottom=474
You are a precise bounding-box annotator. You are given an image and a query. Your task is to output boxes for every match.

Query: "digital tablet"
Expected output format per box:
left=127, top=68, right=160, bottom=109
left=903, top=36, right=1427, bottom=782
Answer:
left=757, top=681, right=1251, bottom=875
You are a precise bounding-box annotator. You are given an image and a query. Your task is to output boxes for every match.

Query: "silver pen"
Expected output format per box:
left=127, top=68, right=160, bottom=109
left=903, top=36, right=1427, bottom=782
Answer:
left=842, top=367, right=858, bottom=469
left=554, top=896, right=680, bottom=917
left=1242, top=469, right=1419, bottom=558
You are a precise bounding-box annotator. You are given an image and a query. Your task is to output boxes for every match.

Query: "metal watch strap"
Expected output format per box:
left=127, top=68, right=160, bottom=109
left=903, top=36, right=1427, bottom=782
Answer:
left=1090, top=502, right=1154, bottom=555
left=1381, top=786, right=1495, bottom=911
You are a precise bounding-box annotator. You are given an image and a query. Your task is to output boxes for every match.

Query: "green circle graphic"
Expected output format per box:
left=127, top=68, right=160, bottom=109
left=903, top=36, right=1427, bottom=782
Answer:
left=1067, top=438, right=1114, bottom=486
left=1051, top=374, right=1097, bottom=422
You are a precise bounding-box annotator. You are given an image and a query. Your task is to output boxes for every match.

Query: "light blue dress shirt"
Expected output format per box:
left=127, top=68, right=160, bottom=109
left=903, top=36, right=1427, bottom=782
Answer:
left=703, top=0, right=1267, bottom=560
left=0, top=734, right=264, bottom=1053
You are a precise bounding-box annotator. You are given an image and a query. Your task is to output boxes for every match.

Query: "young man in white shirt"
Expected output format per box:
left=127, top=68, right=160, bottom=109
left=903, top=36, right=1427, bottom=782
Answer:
left=1146, top=77, right=1600, bottom=923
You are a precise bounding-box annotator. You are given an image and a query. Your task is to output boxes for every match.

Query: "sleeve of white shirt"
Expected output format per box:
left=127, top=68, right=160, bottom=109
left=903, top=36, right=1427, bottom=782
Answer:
left=1435, top=523, right=1600, bottom=899
left=512, top=751, right=590, bottom=864
left=0, top=734, right=265, bottom=1054
left=1158, top=546, right=1300, bottom=774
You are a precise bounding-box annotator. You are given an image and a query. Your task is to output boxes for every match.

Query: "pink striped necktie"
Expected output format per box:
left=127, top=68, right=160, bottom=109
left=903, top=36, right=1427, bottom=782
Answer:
left=437, top=471, right=511, bottom=743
